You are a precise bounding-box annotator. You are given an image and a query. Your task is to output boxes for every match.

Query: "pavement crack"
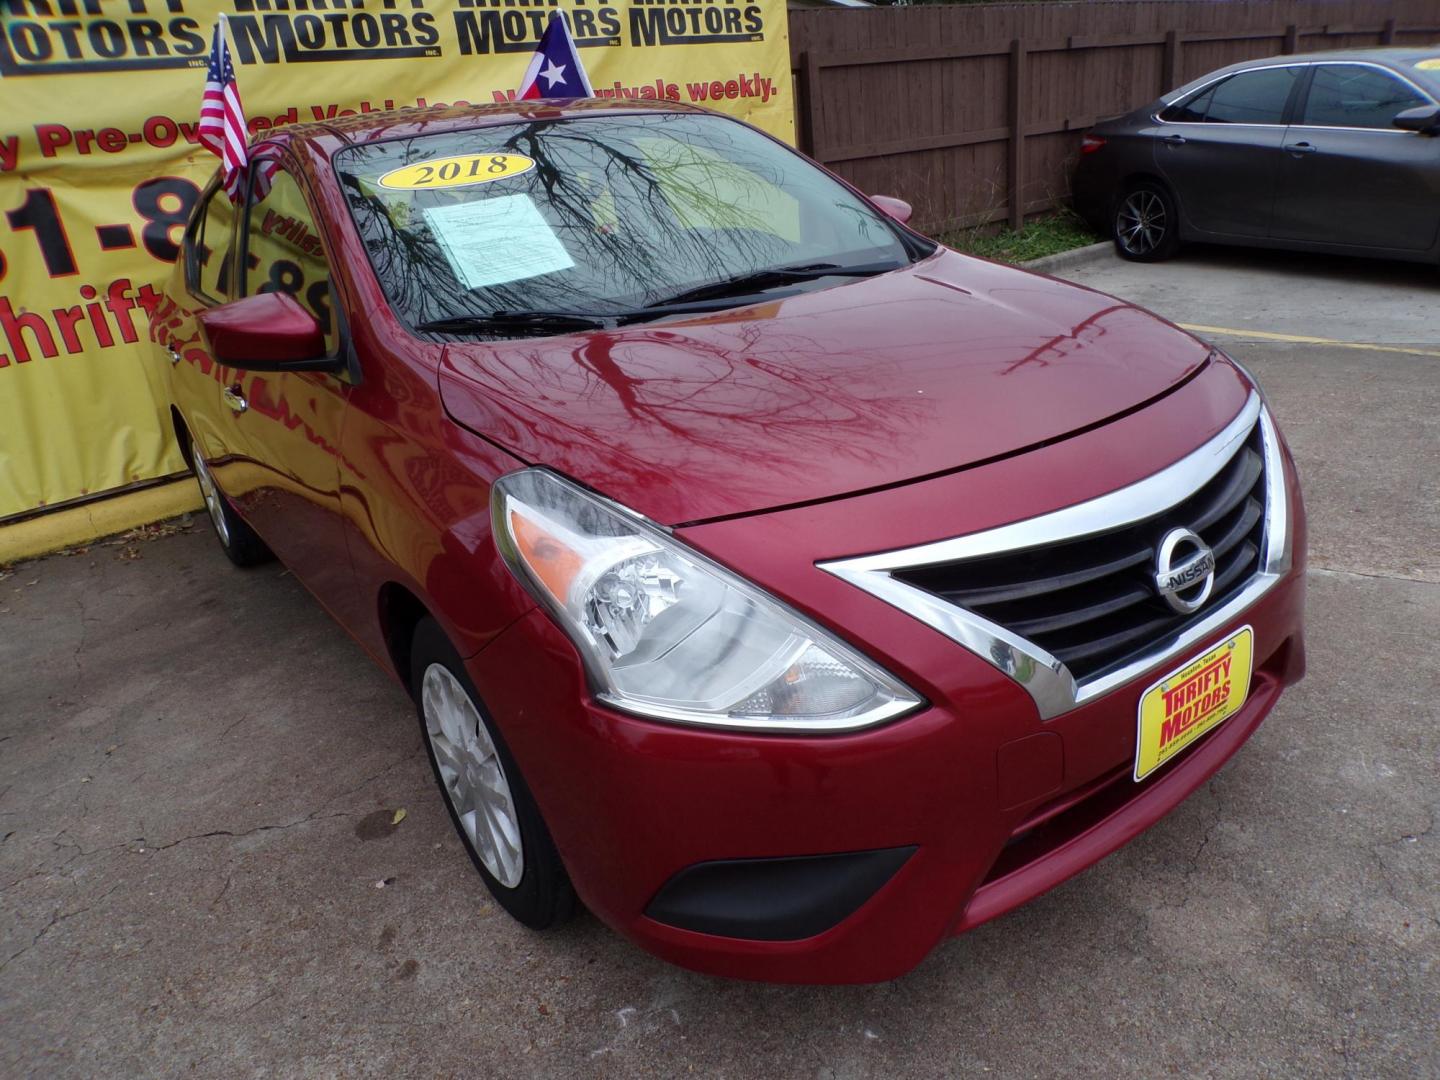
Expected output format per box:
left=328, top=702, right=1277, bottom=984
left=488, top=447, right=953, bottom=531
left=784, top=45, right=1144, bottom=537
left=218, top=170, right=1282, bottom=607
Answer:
left=1169, top=783, right=1226, bottom=898
left=0, top=880, right=123, bottom=975
left=236, top=987, right=279, bottom=1015
left=0, top=753, right=413, bottom=886
left=1387, top=804, right=1437, bottom=847
left=147, top=810, right=352, bottom=851
left=1, top=910, right=64, bottom=975
left=1370, top=803, right=1440, bottom=929
left=218, top=712, right=253, bottom=741
left=1186, top=779, right=1225, bottom=879
left=70, top=594, right=86, bottom=680
left=3, top=832, right=87, bottom=892
left=311, top=746, right=424, bottom=815
left=1308, top=566, right=1439, bottom=587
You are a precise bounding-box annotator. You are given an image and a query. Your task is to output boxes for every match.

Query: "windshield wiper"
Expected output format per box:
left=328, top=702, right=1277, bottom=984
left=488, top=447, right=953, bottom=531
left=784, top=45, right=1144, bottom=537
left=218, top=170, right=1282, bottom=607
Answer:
left=414, top=263, right=904, bottom=336
left=416, top=310, right=609, bottom=336
left=645, top=260, right=902, bottom=308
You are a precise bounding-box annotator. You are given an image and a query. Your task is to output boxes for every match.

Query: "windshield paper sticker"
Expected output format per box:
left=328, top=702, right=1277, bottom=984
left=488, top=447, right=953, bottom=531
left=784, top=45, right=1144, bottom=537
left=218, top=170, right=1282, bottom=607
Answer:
left=1416, top=58, right=1440, bottom=71
left=422, top=194, right=575, bottom=290
left=379, top=154, right=536, bottom=190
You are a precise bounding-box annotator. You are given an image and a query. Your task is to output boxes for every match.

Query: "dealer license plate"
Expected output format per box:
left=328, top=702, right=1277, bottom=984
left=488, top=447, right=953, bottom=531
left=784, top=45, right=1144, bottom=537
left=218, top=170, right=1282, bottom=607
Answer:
left=1134, top=626, right=1253, bottom=781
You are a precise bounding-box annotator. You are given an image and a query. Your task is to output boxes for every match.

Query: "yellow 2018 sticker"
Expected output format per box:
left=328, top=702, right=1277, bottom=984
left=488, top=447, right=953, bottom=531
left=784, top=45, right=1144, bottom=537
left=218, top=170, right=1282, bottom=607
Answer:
left=378, top=154, right=535, bottom=191
left=1416, top=58, right=1440, bottom=71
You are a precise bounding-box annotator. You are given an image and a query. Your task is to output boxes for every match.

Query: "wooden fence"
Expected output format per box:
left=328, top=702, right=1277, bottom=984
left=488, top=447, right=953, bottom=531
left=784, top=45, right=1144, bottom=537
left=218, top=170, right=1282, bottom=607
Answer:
left=788, top=0, right=1440, bottom=235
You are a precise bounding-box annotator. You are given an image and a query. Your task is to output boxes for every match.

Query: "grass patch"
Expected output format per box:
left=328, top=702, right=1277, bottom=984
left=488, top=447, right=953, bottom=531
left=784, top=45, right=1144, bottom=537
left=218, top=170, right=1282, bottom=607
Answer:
left=941, top=210, right=1101, bottom=265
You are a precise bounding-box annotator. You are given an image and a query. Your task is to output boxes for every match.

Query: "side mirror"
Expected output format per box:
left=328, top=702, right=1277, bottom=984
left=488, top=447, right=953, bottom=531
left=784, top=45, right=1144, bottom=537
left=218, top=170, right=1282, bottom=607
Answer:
left=196, top=291, right=338, bottom=373
left=1392, top=104, right=1440, bottom=135
left=870, top=195, right=913, bottom=225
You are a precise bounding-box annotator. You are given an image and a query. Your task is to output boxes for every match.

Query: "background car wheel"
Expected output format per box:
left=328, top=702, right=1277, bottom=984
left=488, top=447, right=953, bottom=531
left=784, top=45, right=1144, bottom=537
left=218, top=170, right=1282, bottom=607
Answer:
left=410, top=617, right=575, bottom=930
left=188, top=437, right=271, bottom=567
left=1112, top=181, right=1181, bottom=262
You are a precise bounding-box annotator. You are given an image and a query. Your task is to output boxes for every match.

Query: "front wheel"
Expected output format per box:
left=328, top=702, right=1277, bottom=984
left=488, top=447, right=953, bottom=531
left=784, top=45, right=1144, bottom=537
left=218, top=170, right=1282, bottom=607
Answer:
left=1113, top=182, right=1181, bottom=262
left=411, top=618, right=575, bottom=930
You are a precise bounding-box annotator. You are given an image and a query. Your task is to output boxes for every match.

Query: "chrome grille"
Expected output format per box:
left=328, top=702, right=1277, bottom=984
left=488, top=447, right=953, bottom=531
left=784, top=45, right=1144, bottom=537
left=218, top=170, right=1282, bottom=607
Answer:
left=890, top=423, right=1267, bottom=683
left=819, top=393, right=1293, bottom=720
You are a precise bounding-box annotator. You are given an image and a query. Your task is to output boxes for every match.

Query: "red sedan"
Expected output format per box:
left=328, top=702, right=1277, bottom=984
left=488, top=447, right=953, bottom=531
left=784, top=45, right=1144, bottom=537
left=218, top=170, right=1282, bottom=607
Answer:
left=151, top=101, right=1306, bottom=983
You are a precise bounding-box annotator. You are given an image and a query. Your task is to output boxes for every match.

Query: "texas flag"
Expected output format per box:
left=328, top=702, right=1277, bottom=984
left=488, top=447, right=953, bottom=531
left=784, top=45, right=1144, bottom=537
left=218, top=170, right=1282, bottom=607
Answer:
left=517, top=12, right=594, bottom=100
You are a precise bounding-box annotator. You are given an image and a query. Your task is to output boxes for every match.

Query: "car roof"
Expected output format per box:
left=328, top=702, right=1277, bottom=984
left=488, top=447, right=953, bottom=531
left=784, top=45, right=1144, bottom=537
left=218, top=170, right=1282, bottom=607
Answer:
left=253, top=98, right=712, bottom=163
left=1273, top=45, right=1440, bottom=65
left=1166, top=46, right=1440, bottom=101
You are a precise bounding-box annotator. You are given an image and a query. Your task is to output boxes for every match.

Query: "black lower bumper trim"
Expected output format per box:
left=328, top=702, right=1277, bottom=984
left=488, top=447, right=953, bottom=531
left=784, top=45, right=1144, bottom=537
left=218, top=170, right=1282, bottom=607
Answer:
left=644, top=846, right=917, bottom=942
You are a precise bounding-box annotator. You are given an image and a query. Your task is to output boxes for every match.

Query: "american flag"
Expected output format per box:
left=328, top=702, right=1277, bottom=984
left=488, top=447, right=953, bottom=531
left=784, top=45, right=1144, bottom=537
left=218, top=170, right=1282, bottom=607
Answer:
left=197, top=16, right=250, bottom=199
left=518, top=13, right=594, bottom=100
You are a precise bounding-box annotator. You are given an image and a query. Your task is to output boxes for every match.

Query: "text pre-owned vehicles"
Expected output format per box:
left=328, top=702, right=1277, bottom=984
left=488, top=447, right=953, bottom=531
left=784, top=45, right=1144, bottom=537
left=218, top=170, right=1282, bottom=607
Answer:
left=152, top=101, right=1306, bottom=983
left=1073, top=48, right=1440, bottom=262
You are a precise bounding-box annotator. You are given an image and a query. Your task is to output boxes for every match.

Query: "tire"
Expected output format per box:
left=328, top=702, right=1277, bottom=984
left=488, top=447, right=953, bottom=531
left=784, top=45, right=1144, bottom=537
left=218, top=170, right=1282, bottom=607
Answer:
left=410, top=617, right=575, bottom=930
left=1112, top=181, right=1182, bottom=262
left=187, top=431, right=272, bottom=567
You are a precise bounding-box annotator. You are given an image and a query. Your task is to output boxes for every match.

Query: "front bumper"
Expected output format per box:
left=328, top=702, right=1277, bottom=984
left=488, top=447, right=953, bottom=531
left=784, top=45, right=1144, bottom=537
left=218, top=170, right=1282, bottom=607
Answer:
left=471, top=573, right=1303, bottom=983
left=468, top=366, right=1308, bottom=983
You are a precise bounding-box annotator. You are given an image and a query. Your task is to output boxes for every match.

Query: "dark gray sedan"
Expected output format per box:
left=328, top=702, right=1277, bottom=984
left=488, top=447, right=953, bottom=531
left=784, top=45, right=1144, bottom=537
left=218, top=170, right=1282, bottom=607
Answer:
left=1073, top=48, right=1440, bottom=262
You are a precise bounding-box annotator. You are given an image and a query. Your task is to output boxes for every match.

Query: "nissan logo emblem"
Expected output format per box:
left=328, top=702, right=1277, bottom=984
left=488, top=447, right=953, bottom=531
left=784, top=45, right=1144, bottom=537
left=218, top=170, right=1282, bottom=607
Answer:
left=1154, top=527, right=1216, bottom=615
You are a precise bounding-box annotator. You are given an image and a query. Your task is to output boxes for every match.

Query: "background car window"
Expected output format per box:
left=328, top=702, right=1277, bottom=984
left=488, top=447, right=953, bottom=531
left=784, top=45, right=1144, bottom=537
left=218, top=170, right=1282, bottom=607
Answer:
left=244, top=166, right=337, bottom=352
left=1300, top=65, right=1428, bottom=129
left=1200, top=67, right=1299, bottom=124
left=192, top=185, right=236, bottom=302
left=1161, top=85, right=1216, bottom=123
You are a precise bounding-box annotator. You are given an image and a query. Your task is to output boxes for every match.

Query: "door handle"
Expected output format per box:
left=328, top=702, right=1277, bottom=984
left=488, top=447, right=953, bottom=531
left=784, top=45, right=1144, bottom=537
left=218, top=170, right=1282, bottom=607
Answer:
left=1162, top=134, right=1187, bottom=146
left=1285, top=141, right=1318, bottom=155
left=223, top=383, right=248, bottom=415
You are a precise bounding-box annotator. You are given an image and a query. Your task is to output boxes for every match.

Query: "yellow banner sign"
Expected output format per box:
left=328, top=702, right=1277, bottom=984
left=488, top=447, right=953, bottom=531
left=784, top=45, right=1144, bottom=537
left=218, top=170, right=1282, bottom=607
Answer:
left=0, top=0, right=793, bottom=521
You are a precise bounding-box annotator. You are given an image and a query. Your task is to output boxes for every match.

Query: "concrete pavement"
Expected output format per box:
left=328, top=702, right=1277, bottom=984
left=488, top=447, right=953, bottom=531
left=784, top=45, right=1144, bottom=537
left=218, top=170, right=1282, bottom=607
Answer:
left=1058, top=245, right=1440, bottom=587
left=1056, top=243, right=1440, bottom=347
left=1, top=246, right=1436, bottom=1077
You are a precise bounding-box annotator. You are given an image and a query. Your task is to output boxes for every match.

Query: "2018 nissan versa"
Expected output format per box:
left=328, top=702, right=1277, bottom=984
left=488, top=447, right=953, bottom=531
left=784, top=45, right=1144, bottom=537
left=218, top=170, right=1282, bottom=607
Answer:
left=151, top=100, right=1306, bottom=983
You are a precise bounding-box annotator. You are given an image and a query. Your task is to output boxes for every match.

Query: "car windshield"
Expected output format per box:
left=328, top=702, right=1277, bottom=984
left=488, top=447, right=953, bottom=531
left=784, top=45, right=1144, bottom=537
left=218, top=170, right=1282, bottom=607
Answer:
left=332, top=112, right=923, bottom=332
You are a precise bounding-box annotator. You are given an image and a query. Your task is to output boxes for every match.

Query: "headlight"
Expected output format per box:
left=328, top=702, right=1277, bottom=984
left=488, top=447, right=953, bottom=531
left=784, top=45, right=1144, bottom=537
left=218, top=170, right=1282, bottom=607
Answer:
left=491, top=469, right=923, bottom=732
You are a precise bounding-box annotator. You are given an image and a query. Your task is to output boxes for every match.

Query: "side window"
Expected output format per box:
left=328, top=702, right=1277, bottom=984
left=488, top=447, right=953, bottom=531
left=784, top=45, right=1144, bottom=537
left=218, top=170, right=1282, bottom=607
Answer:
left=1204, top=67, right=1300, bottom=124
left=1300, top=65, right=1428, bottom=129
left=1165, top=67, right=1299, bottom=124
left=1161, top=85, right=1216, bottom=123
left=244, top=164, right=337, bottom=352
left=189, top=184, right=237, bottom=303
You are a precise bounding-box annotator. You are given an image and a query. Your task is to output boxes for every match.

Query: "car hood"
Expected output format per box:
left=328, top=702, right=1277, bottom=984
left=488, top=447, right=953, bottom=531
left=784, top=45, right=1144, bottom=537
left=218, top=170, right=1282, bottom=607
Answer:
left=438, top=249, right=1212, bottom=525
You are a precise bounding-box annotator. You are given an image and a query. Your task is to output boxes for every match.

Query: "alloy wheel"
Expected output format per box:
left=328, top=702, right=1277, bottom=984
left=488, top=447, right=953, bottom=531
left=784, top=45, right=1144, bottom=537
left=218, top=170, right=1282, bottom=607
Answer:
left=1116, top=189, right=1168, bottom=257
left=421, top=663, right=524, bottom=888
left=192, top=452, right=230, bottom=547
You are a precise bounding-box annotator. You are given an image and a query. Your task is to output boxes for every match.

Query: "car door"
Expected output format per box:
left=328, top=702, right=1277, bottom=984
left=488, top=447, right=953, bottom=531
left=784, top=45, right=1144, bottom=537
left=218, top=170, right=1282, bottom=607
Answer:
left=159, top=180, right=230, bottom=463
left=1270, top=62, right=1440, bottom=251
left=1154, top=64, right=1304, bottom=238
left=161, top=178, right=242, bottom=484
left=220, top=155, right=359, bottom=620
